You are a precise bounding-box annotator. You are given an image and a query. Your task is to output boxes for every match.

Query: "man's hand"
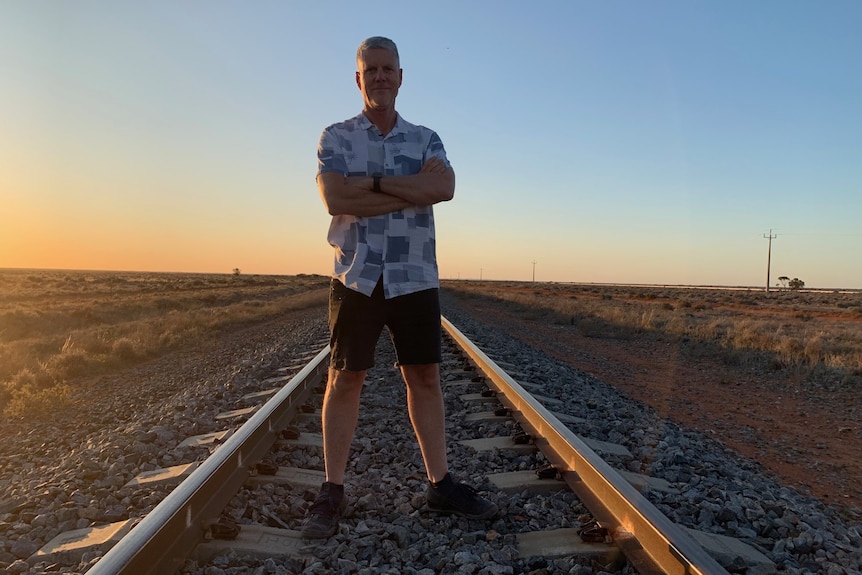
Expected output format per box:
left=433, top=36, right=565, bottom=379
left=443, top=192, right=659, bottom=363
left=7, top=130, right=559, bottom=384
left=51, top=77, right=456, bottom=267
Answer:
left=420, top=157, right=447, bottom=174
left=379, top=156, right=453, bottom=204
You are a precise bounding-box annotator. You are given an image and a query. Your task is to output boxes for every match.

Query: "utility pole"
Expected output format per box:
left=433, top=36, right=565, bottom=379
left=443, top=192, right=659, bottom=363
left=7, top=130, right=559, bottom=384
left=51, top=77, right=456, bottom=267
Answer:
left=532, top=260, right=537, bottom=282
left=763, top=229, right=777, bottom=292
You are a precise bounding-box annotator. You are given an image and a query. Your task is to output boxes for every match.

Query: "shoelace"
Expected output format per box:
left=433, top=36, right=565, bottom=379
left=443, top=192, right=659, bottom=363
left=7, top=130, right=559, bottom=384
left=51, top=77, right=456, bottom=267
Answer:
left=445, top=482, right=481, bottom=501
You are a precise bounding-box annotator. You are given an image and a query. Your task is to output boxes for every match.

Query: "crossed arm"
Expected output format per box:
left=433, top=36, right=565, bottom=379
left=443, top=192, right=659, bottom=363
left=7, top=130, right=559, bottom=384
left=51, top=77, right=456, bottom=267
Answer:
left=318, top=157, right=455, bottom=217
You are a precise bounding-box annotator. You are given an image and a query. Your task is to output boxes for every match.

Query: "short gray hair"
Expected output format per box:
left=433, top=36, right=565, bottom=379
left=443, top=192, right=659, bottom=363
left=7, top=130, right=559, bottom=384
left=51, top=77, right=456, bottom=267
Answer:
left=356, top=36, right=400, bottom=67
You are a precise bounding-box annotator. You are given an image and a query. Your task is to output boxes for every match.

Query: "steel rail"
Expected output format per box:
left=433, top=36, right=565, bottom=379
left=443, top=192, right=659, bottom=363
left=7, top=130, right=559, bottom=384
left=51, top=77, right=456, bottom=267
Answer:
left=86, top=346, right=330, bottom=575
left=442, top=317, right=730, bottom=575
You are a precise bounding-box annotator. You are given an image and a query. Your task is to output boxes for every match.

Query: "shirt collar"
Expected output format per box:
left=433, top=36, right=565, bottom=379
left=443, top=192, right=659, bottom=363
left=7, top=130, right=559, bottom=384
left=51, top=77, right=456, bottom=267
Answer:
left=359, top=111, right=405, bottom=137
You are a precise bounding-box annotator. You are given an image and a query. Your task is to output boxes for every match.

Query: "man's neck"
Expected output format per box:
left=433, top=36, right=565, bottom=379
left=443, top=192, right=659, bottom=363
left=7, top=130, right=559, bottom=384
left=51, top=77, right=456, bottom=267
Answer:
left=364, top=107, right=397, bottom=136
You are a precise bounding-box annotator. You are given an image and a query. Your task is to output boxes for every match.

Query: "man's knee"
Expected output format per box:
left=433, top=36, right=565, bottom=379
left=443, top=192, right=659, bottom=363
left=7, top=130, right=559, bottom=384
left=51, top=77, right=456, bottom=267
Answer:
left=328, top=368, right=367, bottom=392
left=401, top=363, right=440, bottom=388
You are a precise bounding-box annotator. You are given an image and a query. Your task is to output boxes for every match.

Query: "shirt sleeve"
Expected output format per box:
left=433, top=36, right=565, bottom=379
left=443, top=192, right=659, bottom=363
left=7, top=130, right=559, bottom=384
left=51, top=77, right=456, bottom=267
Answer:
left=426, top=130, right=452, bottom=169
left=317, top=127, right=347, bottom=177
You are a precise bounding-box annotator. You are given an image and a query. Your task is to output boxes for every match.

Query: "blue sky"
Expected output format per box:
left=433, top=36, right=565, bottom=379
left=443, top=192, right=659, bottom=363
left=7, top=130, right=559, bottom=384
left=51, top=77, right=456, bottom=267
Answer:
left=2, top=1, right=860, bottom=288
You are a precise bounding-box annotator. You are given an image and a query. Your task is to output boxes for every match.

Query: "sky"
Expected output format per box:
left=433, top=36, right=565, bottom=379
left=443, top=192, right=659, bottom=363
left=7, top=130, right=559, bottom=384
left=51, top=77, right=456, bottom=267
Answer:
left=2, top=1, right=860, bottom=289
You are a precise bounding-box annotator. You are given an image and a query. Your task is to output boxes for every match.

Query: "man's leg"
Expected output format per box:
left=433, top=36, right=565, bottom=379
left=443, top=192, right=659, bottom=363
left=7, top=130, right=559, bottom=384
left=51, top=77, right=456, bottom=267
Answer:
left=302, top=277, right=380, bottom=538
left=400, top=363, right=449, bottom=482
left=301, top=367, right=365, bottom=538
left=402, top=362, right=499, bottom=519
left=322, top=367, right=366, bottom=484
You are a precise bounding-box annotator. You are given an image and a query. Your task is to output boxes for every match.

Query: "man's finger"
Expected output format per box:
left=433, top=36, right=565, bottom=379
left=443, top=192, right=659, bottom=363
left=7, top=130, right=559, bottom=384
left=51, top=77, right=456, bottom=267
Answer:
left=421, top=157, right=445, bottom=173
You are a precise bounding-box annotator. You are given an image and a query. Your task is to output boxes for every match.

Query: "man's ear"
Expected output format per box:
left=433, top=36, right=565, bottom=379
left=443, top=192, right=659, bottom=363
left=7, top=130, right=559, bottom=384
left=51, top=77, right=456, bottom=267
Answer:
left=356, top=71, right=362, bottom=90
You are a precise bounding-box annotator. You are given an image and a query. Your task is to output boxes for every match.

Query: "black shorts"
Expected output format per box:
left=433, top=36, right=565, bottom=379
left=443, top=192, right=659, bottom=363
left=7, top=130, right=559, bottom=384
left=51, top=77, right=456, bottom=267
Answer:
left=328, top=278, right=442, bottom=371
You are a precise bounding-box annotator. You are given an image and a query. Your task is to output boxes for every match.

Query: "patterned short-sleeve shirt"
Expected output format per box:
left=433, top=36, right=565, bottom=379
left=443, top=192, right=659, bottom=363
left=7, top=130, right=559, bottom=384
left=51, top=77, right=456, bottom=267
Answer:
left=317, top=112, right=450, bottom=299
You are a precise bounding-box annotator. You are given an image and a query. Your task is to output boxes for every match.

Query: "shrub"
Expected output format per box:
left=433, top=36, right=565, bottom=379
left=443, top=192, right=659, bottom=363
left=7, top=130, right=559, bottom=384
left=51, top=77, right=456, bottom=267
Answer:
left=0, top=381, right=13, bottom=411
left=45, top=350, right=91, bottom=379
left=111, top=338, right=140, bottom=362
left=4, top=382, right=73, bottom=418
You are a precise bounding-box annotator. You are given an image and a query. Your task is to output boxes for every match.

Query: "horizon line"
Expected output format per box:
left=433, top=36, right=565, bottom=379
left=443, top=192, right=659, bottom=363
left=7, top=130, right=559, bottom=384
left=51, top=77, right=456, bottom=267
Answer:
left=2, top=267, right=860, bottom=293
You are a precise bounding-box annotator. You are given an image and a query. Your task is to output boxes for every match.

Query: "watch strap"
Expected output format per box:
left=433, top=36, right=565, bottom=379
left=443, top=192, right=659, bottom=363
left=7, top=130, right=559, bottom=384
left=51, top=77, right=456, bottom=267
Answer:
left=373, top=174, right=382, bottom=193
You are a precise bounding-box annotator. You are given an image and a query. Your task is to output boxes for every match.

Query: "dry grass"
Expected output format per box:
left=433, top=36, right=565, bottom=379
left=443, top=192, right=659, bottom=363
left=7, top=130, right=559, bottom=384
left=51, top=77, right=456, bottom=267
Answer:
left=0, top=269, right=329, bottom=417
left=443, top=280, right=862, bottom=390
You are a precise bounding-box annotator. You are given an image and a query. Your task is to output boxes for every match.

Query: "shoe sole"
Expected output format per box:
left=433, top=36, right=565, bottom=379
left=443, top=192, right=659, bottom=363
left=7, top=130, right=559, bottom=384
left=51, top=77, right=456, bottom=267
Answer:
left=301, top=525, right=338, bottom=539
left=426, top=502, right=499, bottom=520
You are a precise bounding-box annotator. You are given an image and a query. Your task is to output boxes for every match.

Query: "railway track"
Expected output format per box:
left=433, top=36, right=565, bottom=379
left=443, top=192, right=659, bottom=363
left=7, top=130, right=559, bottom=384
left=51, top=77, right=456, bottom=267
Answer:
left=29, top=316, right=776, bottom=574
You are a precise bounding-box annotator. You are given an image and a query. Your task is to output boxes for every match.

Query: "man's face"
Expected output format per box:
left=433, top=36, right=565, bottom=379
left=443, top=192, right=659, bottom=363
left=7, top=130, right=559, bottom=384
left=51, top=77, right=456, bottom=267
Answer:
left=356, top=47, right=402, bottom=112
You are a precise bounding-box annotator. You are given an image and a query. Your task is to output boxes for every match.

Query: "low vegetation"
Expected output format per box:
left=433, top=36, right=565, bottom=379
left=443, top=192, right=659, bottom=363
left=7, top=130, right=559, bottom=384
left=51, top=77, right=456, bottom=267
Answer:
left=5, top=271, right=859, bottom=418
left=0, top=270, right=329, bottom=417
left=444, top=280, right=862, bottom=391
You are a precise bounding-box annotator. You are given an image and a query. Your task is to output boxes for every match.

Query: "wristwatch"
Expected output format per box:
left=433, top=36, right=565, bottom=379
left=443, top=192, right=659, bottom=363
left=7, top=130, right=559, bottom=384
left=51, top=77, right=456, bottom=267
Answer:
left=373, top=174, right=382, bottom=193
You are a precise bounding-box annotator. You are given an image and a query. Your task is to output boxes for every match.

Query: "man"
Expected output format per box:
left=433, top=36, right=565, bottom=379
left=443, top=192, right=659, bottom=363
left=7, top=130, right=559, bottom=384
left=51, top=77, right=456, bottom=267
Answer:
left=302, top=36, right=498, bottom=539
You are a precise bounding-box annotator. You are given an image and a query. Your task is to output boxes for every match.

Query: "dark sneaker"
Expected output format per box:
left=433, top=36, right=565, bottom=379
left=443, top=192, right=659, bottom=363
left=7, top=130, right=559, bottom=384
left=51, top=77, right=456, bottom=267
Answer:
left=426, top=478, right=498, bottom=520
left=300, top=482, right=347, bottom=538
